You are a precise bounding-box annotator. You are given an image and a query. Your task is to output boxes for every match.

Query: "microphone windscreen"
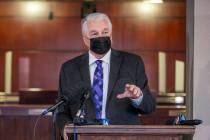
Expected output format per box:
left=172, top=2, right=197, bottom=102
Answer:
left=179, top=119, right=203, bottom=125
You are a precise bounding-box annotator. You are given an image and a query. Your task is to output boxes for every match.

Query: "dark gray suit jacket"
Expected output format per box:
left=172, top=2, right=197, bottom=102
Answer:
left=54, top=49, right=156, bottom=133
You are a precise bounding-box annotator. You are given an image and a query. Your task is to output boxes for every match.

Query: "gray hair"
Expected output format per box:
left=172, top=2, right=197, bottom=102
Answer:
left=81, top=12, right=112, bottom=37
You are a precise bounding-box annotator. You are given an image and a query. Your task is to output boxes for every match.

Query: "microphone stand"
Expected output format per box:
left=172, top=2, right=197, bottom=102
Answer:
left=73, top=91, right=90, bottom=125
left=73, top=92, right=104, bottom=125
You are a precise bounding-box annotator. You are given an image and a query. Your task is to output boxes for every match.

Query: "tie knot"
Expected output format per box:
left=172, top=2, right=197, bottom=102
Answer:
left=95, top=60, right=103, bottom=66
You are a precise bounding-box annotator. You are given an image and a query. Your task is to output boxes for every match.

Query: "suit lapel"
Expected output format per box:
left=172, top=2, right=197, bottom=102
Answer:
left=107, top=50, right=122, bottom=103
left=78, top=53, right=91, bottom=88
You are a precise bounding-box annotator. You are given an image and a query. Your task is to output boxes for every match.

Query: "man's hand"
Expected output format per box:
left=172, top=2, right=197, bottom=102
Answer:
left=117, top=84, right=143, bottom=99
left=63, top=125, right=68, bottom=140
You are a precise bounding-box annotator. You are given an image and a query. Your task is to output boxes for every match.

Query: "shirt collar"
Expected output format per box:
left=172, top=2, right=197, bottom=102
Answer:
left=89, top=49, right=111, bottom=66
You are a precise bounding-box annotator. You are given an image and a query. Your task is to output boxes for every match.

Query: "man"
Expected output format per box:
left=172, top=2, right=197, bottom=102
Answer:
left=54, top=12, right=156, bottom=140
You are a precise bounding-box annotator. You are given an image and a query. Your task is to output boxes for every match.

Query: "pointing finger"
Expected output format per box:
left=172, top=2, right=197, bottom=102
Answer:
left=117, top=90, right=131, bottom=99
left=117, top=93, right=127, bottom=99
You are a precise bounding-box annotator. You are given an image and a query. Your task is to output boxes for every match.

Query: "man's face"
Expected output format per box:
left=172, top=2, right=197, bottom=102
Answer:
left=83, top=20, right=112, bottom=49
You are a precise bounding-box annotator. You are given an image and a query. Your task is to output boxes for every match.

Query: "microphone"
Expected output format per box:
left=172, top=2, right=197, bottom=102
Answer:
left=166, top=113, right=203, bottom=126
left=73, top=89, right=91, bottom=125
left=41, top=97, right=66, bottom=116
left=41, top=82, right=89, bottom=116
left=179, top=119, right=203, bottom=125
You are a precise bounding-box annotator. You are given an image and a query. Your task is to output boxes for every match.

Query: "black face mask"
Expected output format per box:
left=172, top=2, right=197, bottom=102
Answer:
left=90, top=36, right=111, bottom=55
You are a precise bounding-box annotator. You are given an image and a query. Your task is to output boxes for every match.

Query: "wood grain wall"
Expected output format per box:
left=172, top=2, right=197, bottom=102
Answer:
left=0, top=1, right=186, bottom=94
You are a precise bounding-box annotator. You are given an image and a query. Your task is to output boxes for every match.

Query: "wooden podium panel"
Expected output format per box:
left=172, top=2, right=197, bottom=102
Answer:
left=66, top=125, right=195, bottom=140
left=0, top=104, right=55, bottom=140
left=78, top=135, right=181, bottom=140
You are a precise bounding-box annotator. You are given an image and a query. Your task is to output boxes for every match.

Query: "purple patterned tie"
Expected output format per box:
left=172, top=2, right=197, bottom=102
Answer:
left=92, top=60, right=103, bottom=119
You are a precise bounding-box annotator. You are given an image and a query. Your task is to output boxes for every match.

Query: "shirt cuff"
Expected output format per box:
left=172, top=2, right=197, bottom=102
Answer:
left=131, top=93, right=144, bottom=108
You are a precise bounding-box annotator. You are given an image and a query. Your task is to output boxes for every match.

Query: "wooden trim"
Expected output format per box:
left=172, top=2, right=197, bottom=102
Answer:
left=0, top=104, right=51, bottom=116
left=97, top=1, right=186, bottom=18
left=66, top=125, right=195, bottom=135
left=0, top=1, right=185, bottom=18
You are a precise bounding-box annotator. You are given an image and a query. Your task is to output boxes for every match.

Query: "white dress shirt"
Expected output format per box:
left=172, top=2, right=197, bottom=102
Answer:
left=89, top=49, right=143, bottom=119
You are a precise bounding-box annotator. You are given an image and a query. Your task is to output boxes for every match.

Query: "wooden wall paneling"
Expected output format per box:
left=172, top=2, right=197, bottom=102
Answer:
left=12, top=51, right=84, bottom=92
left=0, top=1, right=83, bottom=51
left=0, top=1, right=81, bottom=17
left=19, top=18, right=84, bottom=50
left=0, top=116, right=54, bottom=140
left=18, top=116, right=53, bottom=140
left=0, top=51, right=5, bottom=91
left=156, top=19, right=186, bottom=51
left=0, top=116, right=16, bottom=140
left=111, top=17, right=186, bottom=52
left=18, top=19, right=58, bottom=50
left=110, top=18, right=124, bottom=50
left=0, top=18, right=84, bottom=51
left=0, top=2, right=25, bottom=17
left=0, top=19, right=19, bottom=49
left=166, top=52, right=186, bottom=93
left=97, top=1, right=186, bottom=52
left=97, top=1, right=185, bottom=18
left=55, top=18, right=84, bottom=50
left=53, top=2, right=81, bottom=17
left=168, top=19, right=186, bottom=51
left=119, top=18, right=158, bottom=51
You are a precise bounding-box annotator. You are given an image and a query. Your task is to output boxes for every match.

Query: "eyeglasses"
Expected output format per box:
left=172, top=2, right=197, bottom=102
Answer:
left=89, top=29, right=110, bottom=38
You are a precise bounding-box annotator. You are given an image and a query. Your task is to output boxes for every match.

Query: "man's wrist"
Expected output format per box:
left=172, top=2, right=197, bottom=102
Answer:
left=131, top=91, right=144, bottom=107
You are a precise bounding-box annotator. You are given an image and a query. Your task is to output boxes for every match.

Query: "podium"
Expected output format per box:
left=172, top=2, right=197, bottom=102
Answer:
left=65, top=125, right=195, bottom=140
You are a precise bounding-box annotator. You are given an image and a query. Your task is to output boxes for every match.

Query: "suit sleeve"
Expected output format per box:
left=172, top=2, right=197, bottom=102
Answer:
left=53, top=64, right=73, bottom=136
left=135, top=57, right=156, bottom=114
